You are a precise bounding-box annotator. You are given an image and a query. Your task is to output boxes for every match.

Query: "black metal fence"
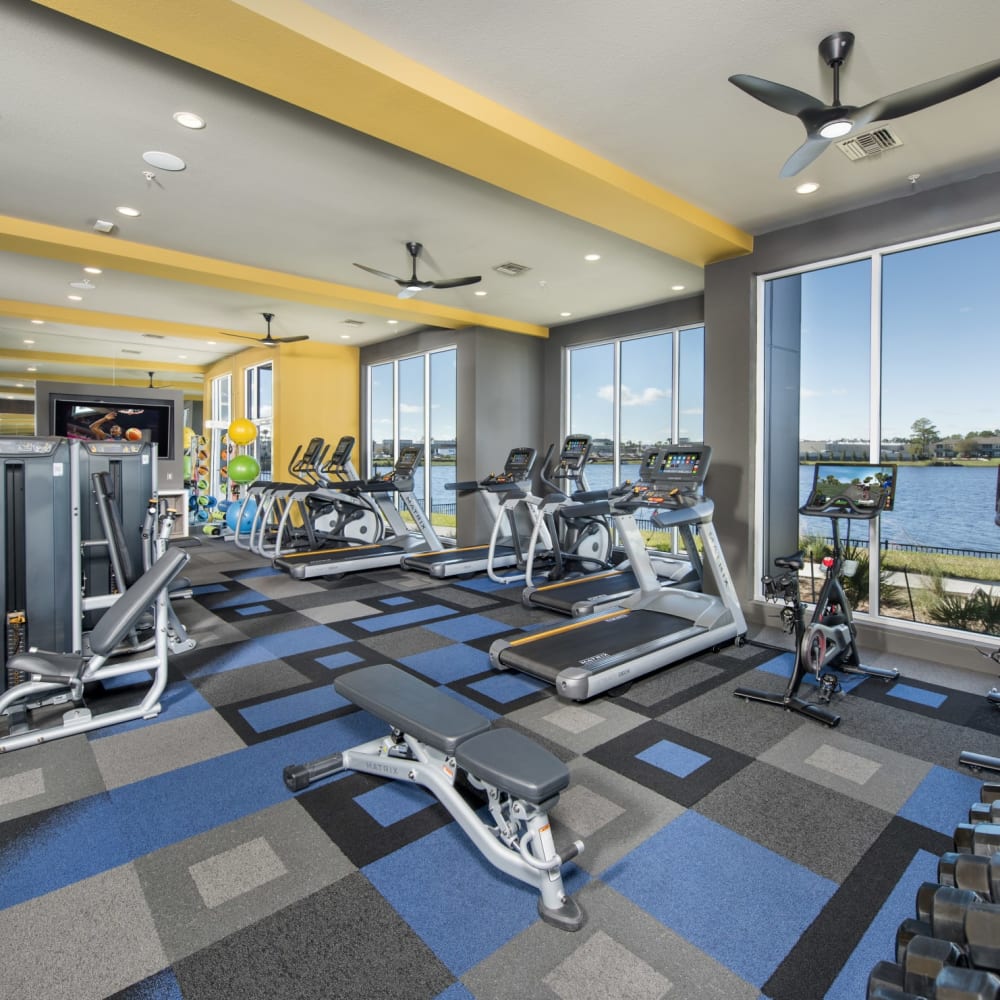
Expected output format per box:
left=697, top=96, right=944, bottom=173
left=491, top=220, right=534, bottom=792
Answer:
left=803, top=535, right=1000, bottom=560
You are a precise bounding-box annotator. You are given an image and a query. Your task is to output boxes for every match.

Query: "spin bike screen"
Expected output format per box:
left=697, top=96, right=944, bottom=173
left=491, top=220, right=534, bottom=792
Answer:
left=801, top=462, right=897, bottom=518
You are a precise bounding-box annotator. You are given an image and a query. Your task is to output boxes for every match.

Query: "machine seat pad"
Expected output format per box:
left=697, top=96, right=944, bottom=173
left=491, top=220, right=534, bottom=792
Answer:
left=456, top=727, right=569, bottom=804
left=335, top=664, right=490, bottom=755
left=7, top=650, right=87, bottom=681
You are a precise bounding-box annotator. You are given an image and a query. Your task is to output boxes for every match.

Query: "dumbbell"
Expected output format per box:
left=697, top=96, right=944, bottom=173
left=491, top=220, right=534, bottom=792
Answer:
left=981, top=784, right=1000, bottom=806
left=954, top=824, right=1000, bottom=857
left=868, top=962, right=1000, bottom=1000
left=939, top=852, right=1000, bottom=902
left=910, top=884, right=1000, bottom=971
left=869, top=964, right=1000, bottom=999
left=970, top=803, right=1000, bottom=826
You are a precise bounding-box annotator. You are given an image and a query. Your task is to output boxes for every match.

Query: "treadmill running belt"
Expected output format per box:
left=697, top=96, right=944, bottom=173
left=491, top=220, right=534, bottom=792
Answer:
left=501, top=608, right=699, bottom=678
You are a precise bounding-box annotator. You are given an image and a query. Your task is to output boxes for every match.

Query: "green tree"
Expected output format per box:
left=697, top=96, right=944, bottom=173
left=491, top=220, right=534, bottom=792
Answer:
left=909, top=417, right=940, bottom=459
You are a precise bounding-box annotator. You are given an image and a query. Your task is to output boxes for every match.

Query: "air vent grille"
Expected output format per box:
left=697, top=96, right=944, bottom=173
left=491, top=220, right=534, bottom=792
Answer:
left=342, top=319, right=365, bottom=326
left=141, top=333, right=165, bottom=340
left=837, top=127, right=903, bottom=161
left=493, top=261, right=531, bottom=277
left=121, top=349, right=142, bottom=356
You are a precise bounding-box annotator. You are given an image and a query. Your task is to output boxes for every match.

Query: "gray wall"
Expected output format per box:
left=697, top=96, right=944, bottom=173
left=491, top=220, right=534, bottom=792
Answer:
left=360, top=326, right=546, bottom=544
left=704, top=168, right=1000, bottom=667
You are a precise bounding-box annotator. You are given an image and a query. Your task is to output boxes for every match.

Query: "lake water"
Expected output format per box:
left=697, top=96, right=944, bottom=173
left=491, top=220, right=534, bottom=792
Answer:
left=413, top=463, right=1000, bottom=556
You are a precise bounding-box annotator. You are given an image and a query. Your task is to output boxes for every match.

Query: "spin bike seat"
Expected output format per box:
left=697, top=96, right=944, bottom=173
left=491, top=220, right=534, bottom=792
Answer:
left=774, top=550, right=805, bottom=572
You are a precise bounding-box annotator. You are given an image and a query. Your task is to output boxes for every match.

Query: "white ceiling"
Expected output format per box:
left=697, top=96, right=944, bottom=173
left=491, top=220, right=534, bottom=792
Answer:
left=2, top=0, right=999, bottom=402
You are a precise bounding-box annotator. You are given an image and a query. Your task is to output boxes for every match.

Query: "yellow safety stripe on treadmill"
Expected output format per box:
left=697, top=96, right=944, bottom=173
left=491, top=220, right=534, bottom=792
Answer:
left=405, top=545, right=488, bottom=559
left=282, top=544, right=385, bottom=559
left=506, top=609, right=631, bottom=645
left=534, top=569, right=621, bottom=591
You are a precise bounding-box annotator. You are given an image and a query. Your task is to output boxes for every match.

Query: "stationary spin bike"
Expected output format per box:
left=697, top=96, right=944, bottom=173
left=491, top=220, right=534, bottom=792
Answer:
left=735, top=464, right=900, bottom=727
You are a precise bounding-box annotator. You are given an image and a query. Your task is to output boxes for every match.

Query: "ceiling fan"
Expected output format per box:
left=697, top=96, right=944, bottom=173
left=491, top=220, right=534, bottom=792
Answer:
left=223, top=312, right=309, bottom=347
left=353, top=242, right=481, bottom=299
left=730, top=32, right=1000, bottom=177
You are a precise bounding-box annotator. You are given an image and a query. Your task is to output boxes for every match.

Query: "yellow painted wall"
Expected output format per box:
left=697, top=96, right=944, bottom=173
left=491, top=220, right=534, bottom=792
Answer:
left=202, top=341, right=360, bottom=475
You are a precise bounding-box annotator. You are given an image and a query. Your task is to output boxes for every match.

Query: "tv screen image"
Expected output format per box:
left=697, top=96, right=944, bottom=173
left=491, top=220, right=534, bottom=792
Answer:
left=51, top=397, right=174, bottom=459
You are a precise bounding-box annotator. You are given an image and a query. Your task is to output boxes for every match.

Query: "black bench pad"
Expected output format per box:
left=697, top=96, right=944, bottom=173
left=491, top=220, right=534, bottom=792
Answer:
left=335, top=664, right=490, bottom=755
left=456, top=727, right=569, bottom=804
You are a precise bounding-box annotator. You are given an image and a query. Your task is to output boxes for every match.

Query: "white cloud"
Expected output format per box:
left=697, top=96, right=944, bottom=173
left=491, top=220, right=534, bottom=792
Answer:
left=620, top=385, right=667, bottom=407
left=399, top=403, right=423, bottom=414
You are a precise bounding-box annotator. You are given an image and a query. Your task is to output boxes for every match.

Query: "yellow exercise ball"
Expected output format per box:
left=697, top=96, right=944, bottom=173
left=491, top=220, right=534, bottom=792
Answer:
left=182, top=426, right=196, bottom=451
left=227, top=418, right=257, bottom=445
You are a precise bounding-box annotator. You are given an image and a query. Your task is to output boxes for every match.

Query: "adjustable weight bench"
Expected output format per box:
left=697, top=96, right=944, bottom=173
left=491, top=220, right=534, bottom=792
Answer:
left=0, top=547, right=190, bottom=753
left=283, top=663, right=585, bottom=931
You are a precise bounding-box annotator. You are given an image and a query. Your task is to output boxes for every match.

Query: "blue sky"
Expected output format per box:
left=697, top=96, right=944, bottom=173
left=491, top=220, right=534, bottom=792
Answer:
left=799, top=227, right=1000, bottom=441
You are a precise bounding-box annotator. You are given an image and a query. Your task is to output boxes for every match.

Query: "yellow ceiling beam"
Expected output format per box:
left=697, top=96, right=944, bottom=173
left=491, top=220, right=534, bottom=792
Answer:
left=0, top=347, right=205, bottom=376
left=34, top=0, right=752, bottom=267
left=0, top=216, right=548, bottom=339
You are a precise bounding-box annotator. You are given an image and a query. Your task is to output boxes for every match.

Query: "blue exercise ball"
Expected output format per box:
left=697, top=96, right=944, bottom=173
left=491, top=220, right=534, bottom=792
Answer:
left=225, top=498, right=256, bottom=534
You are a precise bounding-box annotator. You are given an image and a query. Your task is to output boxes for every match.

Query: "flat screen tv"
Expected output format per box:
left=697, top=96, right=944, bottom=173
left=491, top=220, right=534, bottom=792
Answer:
left=50, top=393, right=175, bottom=460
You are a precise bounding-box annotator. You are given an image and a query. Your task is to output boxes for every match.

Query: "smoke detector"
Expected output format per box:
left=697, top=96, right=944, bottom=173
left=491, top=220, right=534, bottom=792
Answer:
left=836, top=127, right=903, bottom=161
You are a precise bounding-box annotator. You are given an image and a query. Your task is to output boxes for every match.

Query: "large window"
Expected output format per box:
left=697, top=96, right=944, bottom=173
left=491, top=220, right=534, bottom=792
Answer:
left=760, top=226, right=1000, bottom=638
left=208, top=373, right=231, bottom=501
left=244, top=361, right=273, bottom=480
left=566, top=326, right=705, bottom=492
left=366, top=347, right=457, bottom=533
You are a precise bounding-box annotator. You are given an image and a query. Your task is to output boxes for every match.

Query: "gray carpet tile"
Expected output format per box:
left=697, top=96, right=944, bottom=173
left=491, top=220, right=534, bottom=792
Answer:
left=190, top=658, right=310, bottom=707
left=464, top=880, right=760, bottom=1000
left=172, top=873, right=454, bottom=1000
left=135, top=799, right=355, bottom=963
left=619, top=655, right=728, bottom=708
left=1, top=863, right=168, bottom=1000
left=91, top=710, right=246, bottom=790
left=758, top=724, right=932, bottom=811
left=552, top=757, right=685, bottom=876
left=0, top=734, right=106, bottom=821
left=294, top=598, right=382, bottom=623
left=696, top=759, right=896, bottom=882
left=360, top=625, right=457, bottom=659
left=506, top=694, right=651, bottom=755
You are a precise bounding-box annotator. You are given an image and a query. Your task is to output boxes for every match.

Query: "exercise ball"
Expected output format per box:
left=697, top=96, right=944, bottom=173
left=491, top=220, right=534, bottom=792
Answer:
left=228, top=454, right=260, bottom=484
left=225, top=498, right=256, bottom=534
left=227, top=418, right=257, bottom=445
left=124, top=427, right=143, bottom=442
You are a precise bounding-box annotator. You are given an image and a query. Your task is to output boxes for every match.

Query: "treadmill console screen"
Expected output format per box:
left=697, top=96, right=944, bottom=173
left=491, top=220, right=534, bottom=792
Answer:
left=560, top=435, right=592, bottom=468
left=653, top=445, right=711, bottom=485
left=504, top=447, right=535, bottom=477
left=394, top=445, right=423, bottom=476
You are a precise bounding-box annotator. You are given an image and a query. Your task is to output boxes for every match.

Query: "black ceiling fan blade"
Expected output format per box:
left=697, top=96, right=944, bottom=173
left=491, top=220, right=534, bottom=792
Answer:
left=729, top=74, right=828, bottom=118
left=353, top=262, right=404, bottom=282
left=271, top=335, right=309, bottom=344
left=850, top=56, right=1000, bottom=131
left=429, top=275, right=482, bottom=289
left=780, top=135, right=834, bottom=177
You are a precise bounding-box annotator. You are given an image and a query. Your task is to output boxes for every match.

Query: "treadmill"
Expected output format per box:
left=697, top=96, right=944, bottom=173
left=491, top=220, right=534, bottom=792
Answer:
left=489, top=444, right=747, bottom=700
left=272, top=444, right=442, bottom=579
left=522, top=447, right=701, bottom=617
left=400, top=446, right=539, bottom=579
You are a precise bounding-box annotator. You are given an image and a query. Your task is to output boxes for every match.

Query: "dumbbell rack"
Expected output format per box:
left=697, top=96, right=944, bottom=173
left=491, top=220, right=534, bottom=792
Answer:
left=867, top=782, right=1000, bottom=999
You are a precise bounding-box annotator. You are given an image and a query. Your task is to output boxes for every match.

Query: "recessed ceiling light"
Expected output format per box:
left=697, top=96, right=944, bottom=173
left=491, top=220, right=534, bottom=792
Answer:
left=173, top=111, right=205, bottom=130
left=671, top=284, right=686, bottom=291
left=116, top=206, right=141, bottom=217
left=584, top=253, right=601, bottom=262
left=207, top=340, right=216, bottom=346
left=387, top=320, right=399, bottom=325
left=30, top=319, right=44, bottom=324
left=23, top=339, right=35, bottom=345
left=15, top=383, right=24, bottom=388
left=26, top=366, right=37, bottom=372
left=67, top=294, right=83, bottom=301
left=340, top=334, right=351, bottom=340
left=143, top=150, right=186, bottom=171
left=83, top=266, right=102, bottom=275
left=474, top=290, right=487, bottom=296
left=560, top=311, right=572, bottom=318
left=178, top=354, right=187, bottom=360
left=795, top=181, right=821, bottom=195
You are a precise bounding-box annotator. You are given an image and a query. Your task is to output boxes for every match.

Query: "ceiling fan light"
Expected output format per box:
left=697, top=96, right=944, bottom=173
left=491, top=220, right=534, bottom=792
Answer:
left=405, top=283, right=422, bottom=292
left=819, top=119, right=852, bottom=139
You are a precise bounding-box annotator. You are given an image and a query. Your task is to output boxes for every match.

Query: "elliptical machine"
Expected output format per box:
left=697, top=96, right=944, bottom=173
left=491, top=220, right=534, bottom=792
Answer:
left=735, top=463, right=900, bottom=727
